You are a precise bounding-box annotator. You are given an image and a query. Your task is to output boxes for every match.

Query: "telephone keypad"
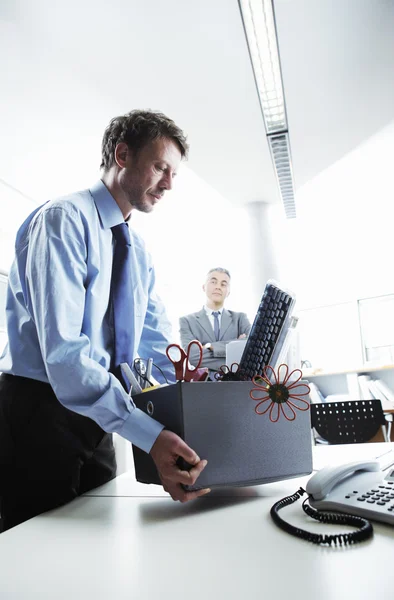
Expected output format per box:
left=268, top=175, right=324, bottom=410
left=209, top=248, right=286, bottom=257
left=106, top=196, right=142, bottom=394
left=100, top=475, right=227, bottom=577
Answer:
left=356, top=484, right=394, bottom=512
left=310, top=469, right=394, bottom=525
left=350, top=480, right=394, bottom=518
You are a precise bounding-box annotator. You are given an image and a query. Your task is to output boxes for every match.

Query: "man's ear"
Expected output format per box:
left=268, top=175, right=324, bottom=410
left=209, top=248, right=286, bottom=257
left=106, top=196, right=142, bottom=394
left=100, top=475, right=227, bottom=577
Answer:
left=114, top=142, right=131, bottom=169
left=202, top=284, right=206, bottom=293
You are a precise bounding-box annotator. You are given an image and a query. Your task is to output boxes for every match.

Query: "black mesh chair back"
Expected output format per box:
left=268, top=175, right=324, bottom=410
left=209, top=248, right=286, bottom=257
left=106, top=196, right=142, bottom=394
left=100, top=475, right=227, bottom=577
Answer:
left=310, top=400, right=387, bottom=444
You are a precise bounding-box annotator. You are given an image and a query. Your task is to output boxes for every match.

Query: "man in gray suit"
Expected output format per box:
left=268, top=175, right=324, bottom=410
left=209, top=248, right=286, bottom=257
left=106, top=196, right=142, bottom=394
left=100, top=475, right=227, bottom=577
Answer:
left=179, top=268, right=251, bottom=375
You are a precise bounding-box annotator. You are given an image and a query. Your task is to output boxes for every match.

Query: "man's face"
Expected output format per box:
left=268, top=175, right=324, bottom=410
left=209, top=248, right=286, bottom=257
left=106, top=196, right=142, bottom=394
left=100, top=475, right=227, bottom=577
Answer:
left=203, top=271, right=231, bottom=305
left=119, top=137, right=182, bottom=213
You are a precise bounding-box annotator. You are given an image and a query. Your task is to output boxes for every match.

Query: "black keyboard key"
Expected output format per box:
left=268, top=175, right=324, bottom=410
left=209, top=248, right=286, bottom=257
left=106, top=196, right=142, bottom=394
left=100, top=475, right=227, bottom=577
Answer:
left=239, top=283, right=294, bottom=380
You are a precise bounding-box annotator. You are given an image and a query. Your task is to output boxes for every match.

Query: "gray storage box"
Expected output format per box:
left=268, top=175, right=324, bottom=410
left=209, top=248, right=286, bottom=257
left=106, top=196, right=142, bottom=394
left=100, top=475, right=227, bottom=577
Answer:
left=132, top=380, right=312, bottom=490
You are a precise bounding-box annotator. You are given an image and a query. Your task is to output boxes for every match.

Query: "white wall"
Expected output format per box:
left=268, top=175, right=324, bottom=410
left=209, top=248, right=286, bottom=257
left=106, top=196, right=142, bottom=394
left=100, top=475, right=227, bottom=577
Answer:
left=0, top=180, right=38, bottom=273
left=267, top=119, right=394, bottom=370
left=269, top=119, right=394, bottom=309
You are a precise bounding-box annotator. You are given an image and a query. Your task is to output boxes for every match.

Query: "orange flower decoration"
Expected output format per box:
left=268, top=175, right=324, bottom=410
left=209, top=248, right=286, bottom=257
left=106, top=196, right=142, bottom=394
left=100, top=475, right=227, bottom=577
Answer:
left=250, top=364, right=310, bottom=422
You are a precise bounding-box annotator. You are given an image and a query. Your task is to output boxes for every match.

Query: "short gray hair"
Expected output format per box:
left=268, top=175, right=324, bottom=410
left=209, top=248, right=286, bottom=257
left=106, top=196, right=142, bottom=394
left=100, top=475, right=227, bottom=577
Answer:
left=206, top=267, right=231, bottom=279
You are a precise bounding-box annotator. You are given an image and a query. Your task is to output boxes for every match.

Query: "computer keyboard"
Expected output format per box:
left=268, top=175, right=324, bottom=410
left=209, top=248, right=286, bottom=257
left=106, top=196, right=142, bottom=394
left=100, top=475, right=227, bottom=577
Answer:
left=239, top=281, right=296, bottom=380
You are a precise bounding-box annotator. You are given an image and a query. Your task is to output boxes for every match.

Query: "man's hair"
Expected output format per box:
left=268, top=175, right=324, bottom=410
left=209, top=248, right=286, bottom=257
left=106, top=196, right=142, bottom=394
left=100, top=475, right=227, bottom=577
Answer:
left=100, top=109, right=189, bottom=170
left=206, top=267, right=231, bottom=279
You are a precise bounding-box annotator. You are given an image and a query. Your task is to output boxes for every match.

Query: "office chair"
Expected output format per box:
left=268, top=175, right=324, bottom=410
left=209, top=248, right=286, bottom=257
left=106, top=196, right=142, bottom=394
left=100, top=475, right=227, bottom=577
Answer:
left=310, top=399, right=393, bottom=445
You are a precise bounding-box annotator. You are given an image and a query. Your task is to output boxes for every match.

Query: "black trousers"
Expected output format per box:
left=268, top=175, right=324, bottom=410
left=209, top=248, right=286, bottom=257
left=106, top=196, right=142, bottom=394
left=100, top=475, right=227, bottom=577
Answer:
left=0, top=374, right=117, bottom=531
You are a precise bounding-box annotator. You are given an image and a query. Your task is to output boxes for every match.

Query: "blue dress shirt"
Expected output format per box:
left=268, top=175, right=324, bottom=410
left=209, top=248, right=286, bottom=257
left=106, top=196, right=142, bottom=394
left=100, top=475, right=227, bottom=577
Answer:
left=0, top=180, right=175, bottom=453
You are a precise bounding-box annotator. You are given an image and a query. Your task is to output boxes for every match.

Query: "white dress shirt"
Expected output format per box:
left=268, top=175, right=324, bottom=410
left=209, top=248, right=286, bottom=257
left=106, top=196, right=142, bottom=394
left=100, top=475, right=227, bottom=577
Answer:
left=204, top=305, right=222, bottom=332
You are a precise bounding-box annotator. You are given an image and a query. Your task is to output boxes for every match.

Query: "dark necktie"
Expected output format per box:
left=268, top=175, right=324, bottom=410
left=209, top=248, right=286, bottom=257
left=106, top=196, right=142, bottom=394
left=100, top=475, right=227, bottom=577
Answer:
left=110, top=223, right=133, bottom=389
left=212, top=311, right=221, bottom=341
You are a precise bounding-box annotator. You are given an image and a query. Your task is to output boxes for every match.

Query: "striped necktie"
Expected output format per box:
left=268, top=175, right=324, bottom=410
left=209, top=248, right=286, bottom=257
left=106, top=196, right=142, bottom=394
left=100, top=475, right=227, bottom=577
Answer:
left=212, top=311, right=221, bottom=341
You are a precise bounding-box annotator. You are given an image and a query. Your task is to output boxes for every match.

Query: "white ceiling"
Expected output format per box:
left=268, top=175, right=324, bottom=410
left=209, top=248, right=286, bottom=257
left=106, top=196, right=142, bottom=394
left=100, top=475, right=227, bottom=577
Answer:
left=275, top=0, right=394, bottom=191
left=1, top=0, right=393, bottom=208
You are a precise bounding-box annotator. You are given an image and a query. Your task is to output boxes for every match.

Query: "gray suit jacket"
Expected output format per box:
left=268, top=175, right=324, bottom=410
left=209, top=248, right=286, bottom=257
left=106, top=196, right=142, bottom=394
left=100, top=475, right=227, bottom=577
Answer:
left=179, top=308, right=252, bottom=372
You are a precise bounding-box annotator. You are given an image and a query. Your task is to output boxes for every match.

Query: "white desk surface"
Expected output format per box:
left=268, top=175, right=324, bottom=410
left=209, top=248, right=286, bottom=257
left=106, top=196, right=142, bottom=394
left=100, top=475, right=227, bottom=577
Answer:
left=0, top=444, right=393, bottom=600
left=84, top=441, right=394, bottom=498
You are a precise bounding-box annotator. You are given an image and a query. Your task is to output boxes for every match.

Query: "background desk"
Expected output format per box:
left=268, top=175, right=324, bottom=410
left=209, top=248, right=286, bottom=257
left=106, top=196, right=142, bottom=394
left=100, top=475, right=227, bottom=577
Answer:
left=0, top=444, right=393, bottom=600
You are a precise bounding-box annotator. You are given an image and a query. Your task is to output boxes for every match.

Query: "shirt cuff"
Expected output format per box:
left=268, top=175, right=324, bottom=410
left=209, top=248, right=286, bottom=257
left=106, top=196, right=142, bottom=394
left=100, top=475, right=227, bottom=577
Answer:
left=117, top=407, right=165, bottom=453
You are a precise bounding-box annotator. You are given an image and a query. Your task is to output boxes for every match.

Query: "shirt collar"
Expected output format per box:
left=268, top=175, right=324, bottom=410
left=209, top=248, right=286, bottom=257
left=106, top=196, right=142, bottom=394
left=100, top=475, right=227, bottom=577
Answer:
left=89, top=180, right=125, bottom=229
left=204, top=305, right=222, bottom=316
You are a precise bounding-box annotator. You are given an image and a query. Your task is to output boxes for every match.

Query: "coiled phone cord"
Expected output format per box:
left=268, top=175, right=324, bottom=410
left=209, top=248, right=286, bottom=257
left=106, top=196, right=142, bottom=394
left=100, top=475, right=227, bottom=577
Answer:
left=270, top=487, right=373, bottom=546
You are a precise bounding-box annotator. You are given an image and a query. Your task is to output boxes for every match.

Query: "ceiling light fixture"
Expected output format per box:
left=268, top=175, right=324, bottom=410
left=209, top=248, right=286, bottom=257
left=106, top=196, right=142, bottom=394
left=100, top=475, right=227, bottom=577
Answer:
left=239, top=0, right=297, bottom=218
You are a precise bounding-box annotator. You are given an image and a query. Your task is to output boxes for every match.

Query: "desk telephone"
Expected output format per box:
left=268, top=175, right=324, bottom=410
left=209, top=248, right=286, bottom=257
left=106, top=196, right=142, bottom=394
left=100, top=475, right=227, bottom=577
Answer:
left=306, top=459, right=394, bottom=525
left=271, top=453, right=394, bottom=546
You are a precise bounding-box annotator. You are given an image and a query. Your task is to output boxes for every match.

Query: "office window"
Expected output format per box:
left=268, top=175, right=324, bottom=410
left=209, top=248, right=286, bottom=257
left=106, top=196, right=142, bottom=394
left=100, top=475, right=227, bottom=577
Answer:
left=358, top=294, right=394, bottom=364
left=297, top=302, right=363, bottom=372
left=297, top=294, right=394, bottom=373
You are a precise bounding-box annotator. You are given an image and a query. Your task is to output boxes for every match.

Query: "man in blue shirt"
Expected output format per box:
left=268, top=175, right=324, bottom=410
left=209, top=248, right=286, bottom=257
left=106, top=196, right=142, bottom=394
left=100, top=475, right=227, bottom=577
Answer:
left=0, top=110, right=209, bottom=530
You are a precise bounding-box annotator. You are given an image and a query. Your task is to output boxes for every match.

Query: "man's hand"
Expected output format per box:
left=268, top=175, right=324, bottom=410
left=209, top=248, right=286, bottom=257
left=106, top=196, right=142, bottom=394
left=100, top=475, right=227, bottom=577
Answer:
left=238, top=334, right=247, bottom=339
left=150, top=429, right=210, bottom=503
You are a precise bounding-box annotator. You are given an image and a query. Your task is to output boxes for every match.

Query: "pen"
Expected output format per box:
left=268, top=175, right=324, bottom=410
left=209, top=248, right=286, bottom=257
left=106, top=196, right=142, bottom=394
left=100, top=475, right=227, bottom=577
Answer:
left=146, top=357, right=153, bottom=385
left=120, top=363, right=143, bottom=395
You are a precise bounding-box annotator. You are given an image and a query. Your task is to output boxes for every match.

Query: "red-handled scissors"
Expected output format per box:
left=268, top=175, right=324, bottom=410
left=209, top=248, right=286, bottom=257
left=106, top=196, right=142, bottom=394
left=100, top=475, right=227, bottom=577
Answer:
left=166, top=340, right=203, bottom=382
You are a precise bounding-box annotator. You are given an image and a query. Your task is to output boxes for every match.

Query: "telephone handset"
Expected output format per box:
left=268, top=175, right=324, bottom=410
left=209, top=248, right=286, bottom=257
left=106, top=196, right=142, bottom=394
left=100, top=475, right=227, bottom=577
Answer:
left=270, top=458, right=394, bottom=546
left=305, top=460, right=380, bottom=500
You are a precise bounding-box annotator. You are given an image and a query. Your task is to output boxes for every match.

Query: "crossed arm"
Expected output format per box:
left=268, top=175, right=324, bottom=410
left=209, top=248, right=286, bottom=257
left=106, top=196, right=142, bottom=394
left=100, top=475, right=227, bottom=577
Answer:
left=179, top=313, right=251, bottom=371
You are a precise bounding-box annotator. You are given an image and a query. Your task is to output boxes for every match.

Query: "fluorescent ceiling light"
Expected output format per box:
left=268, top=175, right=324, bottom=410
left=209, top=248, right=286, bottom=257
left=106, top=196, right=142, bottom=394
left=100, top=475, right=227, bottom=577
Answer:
left=239, top=0, right=297, bottom=218
left=268, top=133, right=296, bottom=219
left=239, top=0, right=286, bottom=134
